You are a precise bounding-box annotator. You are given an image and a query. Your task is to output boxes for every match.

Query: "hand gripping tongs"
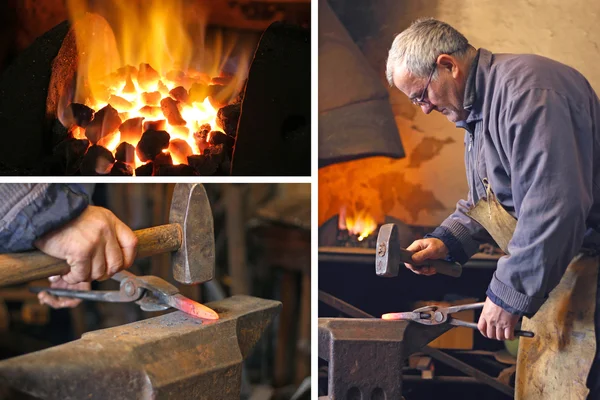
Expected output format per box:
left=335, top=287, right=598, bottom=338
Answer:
left=382, top=302, right=534, bottom=338
left=30, top=270, right=219, bottom=320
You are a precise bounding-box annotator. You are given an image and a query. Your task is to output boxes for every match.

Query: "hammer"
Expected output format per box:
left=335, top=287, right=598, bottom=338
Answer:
left=376, top=223, right=462, bottom=278
left=0, top=183, right=215, bottom=287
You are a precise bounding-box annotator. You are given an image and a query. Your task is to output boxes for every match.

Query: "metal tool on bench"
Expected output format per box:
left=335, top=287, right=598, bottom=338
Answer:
left=0, top=183, right=215, bottom=287
left=29, top=269, right=218, bottom=320
left=376, top=223, right=463, bottom=277
left=382, top=302, right=535, bottom=338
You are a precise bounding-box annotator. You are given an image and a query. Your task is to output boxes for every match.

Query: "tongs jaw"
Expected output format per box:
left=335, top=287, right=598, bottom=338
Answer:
left=381, top=305, right=439, bottom=325
left=112, top=271, right=174, bottom=312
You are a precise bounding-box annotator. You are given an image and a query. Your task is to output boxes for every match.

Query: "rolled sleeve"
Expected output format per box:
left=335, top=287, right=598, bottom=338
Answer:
left=426, top=198, right=487, bottom=264
left=426, top=225, right=471, bottom=264
left=0, top=184, right=89, bottom=252
left=488, top=275, right=543, bottom=316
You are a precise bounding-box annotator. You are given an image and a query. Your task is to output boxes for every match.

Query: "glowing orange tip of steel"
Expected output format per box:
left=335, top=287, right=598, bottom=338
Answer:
left=171, top=295, right=219, bottom=320
left=194, top=303, right=220, bottom=320
left=381, top=313, right=402, bottom=320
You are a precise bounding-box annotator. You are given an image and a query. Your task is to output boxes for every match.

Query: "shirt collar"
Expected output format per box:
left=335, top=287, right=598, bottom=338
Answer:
left=459, top=48, right=494, bottom=126
left=462, top=49, right=480, bottom=112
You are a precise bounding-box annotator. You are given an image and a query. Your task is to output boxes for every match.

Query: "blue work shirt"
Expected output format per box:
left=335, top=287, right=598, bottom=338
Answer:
left=427, top=49, right=600, bottom=316
left=0, top=184, right=89, bottom=252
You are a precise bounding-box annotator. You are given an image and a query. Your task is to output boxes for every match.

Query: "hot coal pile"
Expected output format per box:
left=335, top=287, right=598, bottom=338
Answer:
left=53, top=64, right=242, bottom=176
left=335, top=226, right=379, bottom=248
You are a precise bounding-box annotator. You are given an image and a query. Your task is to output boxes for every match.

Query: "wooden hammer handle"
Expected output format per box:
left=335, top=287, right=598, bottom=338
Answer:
left=0, top=223, right=182, bottom=287
left=399, top=249, right=463, bottom=278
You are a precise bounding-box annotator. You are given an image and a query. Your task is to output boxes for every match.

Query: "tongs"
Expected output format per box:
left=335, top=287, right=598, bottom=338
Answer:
left=382, top=302, right=534, bottom=338
left=30, top=270, right=218, bottom=320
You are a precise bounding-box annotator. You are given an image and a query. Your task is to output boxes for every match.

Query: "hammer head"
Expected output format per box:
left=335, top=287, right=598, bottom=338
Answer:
left=169, top=183, right=215, bottom=284
left=375, top=223, right=400, bottom=277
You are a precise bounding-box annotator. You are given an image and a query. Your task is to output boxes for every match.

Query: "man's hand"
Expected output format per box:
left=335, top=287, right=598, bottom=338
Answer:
left=34, top=206, right=138, bottom=284
left=477, top=297, right=520, bottom=340
left=404, top=238, right=449, bottom=276
left=37, top=276, right=91, bottom=309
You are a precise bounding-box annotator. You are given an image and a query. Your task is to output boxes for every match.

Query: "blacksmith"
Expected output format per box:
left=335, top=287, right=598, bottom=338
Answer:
left=386, top=18, right=600, bottom=398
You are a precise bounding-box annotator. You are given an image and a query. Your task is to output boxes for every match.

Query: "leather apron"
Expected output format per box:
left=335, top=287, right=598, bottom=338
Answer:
left=466, top=181, right=598, bottom=399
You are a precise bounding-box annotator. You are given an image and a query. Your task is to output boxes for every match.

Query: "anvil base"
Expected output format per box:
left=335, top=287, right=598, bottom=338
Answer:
left=319, top=318, right=452, bottom=399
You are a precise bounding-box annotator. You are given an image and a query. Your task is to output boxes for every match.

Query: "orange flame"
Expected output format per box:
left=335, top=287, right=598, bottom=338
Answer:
left=344, top=208, right=378, bottom=241
left=62, top=0, right=250, bottom=173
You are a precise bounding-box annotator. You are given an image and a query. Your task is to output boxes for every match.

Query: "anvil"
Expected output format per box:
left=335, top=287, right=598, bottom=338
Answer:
left=0, top=295, right=281, bottom=400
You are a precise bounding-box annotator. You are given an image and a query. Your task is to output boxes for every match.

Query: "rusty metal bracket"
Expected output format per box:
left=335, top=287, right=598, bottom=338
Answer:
left=420, top=346, right=514, bottom=397
left=0, top=295, right=281, bottom=400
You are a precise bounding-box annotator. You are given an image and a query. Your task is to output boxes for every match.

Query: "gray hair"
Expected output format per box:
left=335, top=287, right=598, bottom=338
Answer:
left=386, top=18, right=470, bottom=86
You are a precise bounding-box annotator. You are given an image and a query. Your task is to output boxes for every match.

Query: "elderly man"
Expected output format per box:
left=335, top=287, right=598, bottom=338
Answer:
left=0, top=183, right=137, bottom=308
left=386, top=18, right=600, bottom=397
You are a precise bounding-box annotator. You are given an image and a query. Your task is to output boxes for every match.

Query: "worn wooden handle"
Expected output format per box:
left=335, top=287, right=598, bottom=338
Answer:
left=399, top=249, right=463, bottom=278
left=0, top=224, right=182, bottom=287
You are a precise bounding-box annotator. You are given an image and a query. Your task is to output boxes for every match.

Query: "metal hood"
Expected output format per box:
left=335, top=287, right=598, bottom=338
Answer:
left=318, top=0, right=404, bottom=167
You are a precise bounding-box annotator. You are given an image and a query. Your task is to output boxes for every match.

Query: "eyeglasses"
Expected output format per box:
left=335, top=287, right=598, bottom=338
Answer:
left=411, top=65, right=436, bottom=107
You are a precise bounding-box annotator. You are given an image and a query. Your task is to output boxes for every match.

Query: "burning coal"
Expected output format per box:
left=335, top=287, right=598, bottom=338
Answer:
left=59, top=63, right=242, bottom=175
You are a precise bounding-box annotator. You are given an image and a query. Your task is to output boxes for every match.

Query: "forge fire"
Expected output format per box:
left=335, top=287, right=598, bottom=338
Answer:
left=0, top=0, right=310, bottom=176
left=51, top=0, right=249, bottom=176
left=61, top=63, right=241, bottom=176
left=337, top=206, right=378, bottom=246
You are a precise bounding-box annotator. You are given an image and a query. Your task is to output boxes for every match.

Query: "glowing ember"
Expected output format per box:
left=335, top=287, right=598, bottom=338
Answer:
left=70, top=63, right=222, bottom=163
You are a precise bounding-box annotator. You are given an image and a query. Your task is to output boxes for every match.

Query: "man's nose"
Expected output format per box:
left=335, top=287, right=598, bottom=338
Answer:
left=420, top=103, right=434, bottom=114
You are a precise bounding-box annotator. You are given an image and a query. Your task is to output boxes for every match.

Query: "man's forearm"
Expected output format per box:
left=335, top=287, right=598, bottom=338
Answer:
left=0, top=184, right=89, bottom=252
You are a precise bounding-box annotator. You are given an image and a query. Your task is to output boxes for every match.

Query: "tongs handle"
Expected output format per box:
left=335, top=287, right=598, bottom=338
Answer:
left=29, top=287, right=138, bottom=303
left=445, top=302, right=485, bottom=313
left=451, top=319, right=535, bottom=338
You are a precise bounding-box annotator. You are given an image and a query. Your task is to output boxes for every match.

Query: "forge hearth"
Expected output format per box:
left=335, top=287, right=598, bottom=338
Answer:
left=334, top=227, right=379, bottom=248
left=318, top=214, right=415, bottom=249
left=0, top=3, right=310, bottom=176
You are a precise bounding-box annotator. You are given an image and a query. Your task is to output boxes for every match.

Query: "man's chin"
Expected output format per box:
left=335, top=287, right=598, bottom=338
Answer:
left=445, top=113, right=459, bottom=123
left=445, top=112, right=467, bottom=124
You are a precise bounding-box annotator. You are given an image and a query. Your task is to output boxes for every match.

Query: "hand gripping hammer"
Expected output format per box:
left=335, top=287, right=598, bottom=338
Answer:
left=0, top=183, right=215, bottom=288
left=376, top=223, right=462, bottom=278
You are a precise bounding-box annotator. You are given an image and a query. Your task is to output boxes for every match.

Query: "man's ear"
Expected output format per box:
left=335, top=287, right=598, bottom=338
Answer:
left=437, top=54, right=459, bottom=77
